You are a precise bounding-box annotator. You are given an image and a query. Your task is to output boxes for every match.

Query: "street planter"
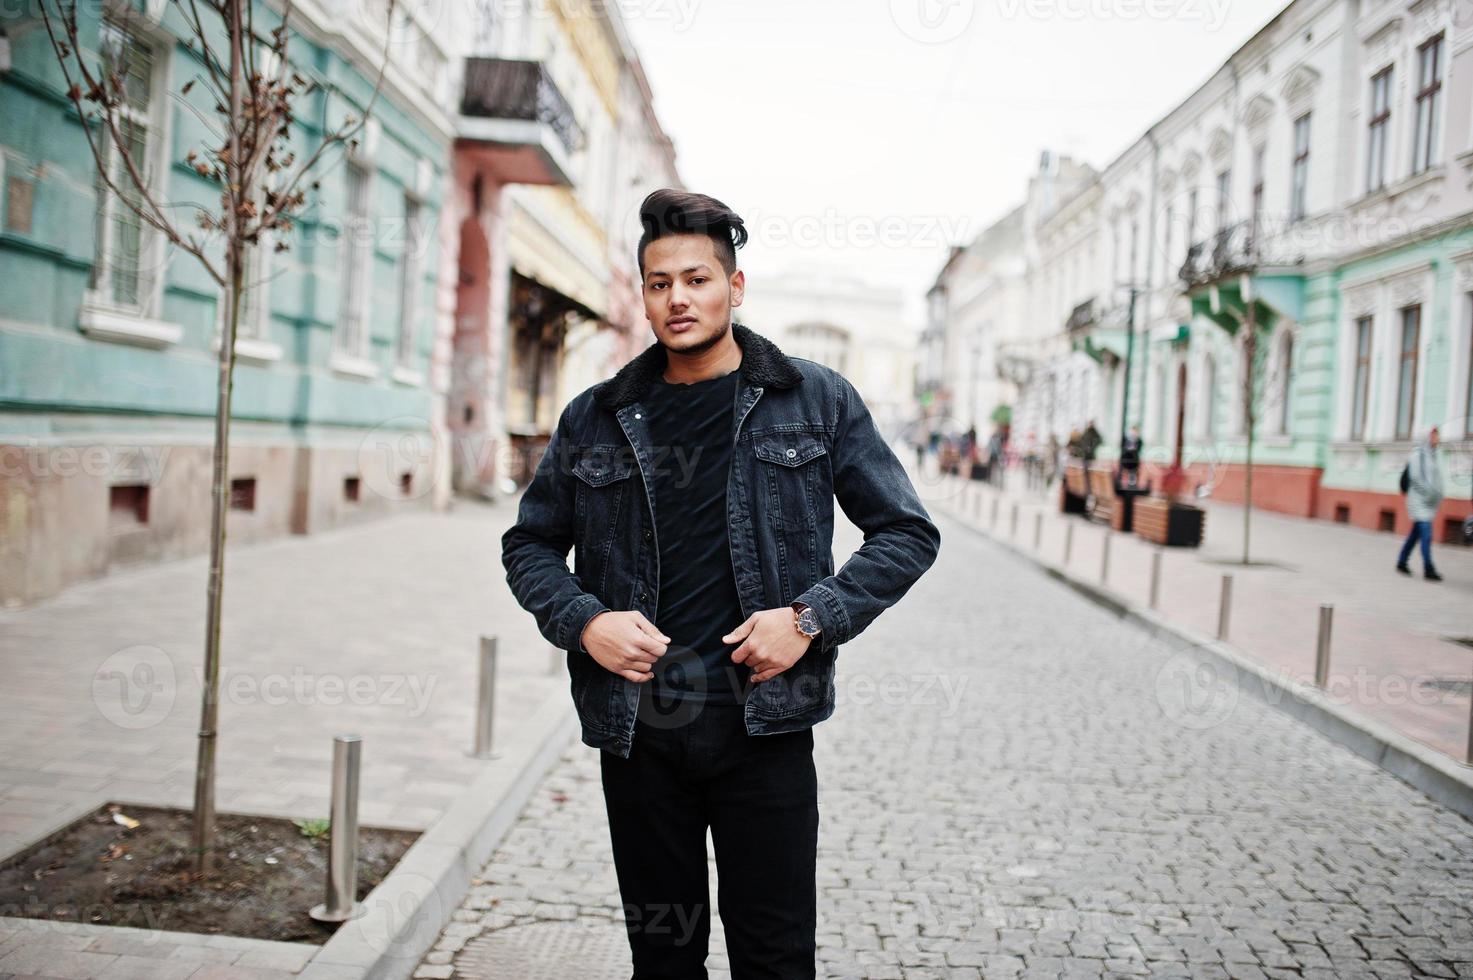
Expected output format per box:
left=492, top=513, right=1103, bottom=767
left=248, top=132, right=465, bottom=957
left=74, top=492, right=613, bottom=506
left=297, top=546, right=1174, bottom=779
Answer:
left=1133, top=496, right=1205, bottom=547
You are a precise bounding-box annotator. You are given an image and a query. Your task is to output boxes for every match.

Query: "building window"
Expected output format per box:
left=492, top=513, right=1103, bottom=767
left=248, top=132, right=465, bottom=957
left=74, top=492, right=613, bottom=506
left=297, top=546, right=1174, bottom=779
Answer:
left=1367, top=67, right=1391, bottom=192
left=1154, top=363, right=1169, bottom=442
left=337, top=161, right=373, bottom=358
left=1351, top=316, right=1372, bottom=441
left=1186, top=188, right=1198, bottom=248
left=109, top=484, right=150, bottom=526
left=1202, top=353, right=1217, bottom=438
left=230, top=477, right=257, bottom=511
left=1162, top=203, right=1174, bottom=281
left=90, top=13, right=161, bottom=314
left=397, top=195, right=424, bottom=367
left=1250, top=146, right=1265, bottom=242
left=1277, top=332, right=1294, bottom=434
left=1290, top=113, right=1310, bottom=222
left=1395, top=305, right=1420, bottom=440
left=1465, top=295, right=1473, bottom=437
left=1215, top=169, right=1232, bottom=232
left=1411, top=34, right=1443, bottom=175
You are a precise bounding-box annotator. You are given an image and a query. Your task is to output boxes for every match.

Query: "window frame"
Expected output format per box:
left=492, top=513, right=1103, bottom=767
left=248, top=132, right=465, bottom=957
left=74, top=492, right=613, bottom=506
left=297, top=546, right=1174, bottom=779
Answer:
left=335, top=157, right=376, bottom=365
left=1290, top=112, right=1311, bottom=223
left=1351, top=315, right=1372, bottom=441
left=1367, top=66, right=1392, bottom=193
left=1411, top=33, right=1444, bottom=176
left=87, top=9, right=171, bottom=319
left=1395, top=304, right=1421, bottom=441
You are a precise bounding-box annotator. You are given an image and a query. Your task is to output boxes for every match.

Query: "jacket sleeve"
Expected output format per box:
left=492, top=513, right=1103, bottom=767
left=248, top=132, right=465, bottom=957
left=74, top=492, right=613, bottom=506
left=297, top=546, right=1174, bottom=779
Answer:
left=500, top=402, right=611, bottom=653
left=793, top=373, right=941, bottom=655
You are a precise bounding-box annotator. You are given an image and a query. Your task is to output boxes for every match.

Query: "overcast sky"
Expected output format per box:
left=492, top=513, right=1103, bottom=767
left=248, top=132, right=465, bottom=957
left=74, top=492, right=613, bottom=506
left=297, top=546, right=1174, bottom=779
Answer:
left=624, top=0, right=1289, bottom=327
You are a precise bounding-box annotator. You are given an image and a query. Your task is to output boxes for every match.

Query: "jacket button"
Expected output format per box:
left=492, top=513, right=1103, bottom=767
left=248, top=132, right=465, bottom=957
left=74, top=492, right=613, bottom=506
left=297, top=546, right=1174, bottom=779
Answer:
left=643, top=529, right=652, bottom=541
left=639, top=591, right=648, bottom=602
left=786, top=448, right=797, bottom=458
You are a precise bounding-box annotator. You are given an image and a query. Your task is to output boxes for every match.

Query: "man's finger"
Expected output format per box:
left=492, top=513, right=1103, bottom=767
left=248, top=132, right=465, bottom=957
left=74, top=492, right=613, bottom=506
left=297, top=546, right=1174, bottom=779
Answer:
left=721, top=614, right=756, bottom=644
left=620, top=668, right=652, bottom=683
left=730, top=641, right=754, bottom=664
left=633, top=613, right=671, bottom=643
left=630, top=633, right=667, bottom=657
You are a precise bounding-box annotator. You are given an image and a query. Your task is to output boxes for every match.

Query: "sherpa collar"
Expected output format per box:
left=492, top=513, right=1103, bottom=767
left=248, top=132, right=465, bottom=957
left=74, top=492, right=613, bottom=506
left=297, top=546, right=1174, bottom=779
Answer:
left=591, top=322, right=805, bottom=410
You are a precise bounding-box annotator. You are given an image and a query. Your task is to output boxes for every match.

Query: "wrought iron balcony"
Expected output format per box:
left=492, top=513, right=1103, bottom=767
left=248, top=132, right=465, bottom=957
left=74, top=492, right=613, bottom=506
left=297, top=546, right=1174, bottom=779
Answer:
left=1178, top=219, right=1268, bottom=290
left=459, top=58, right=585, bottom=161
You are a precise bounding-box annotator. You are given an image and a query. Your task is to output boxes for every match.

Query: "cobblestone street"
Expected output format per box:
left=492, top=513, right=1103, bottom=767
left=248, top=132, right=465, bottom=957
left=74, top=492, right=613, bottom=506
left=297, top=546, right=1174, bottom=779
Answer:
left=419, top=506, right=1473, bottom=979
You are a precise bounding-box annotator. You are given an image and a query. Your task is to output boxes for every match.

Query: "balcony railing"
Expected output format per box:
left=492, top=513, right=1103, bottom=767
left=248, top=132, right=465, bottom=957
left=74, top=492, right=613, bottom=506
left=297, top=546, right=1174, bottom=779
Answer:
left=1175, top=217, right=1307, bottom=290
left=460, top=58, right=585, bottom=155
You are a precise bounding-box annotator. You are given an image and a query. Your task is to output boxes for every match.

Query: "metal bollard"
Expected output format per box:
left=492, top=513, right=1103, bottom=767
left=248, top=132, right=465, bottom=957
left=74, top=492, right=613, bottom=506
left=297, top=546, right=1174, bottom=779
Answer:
left=1217, top=575, right=1233, bottom=641
left=1100, top=531, right=1111, bottom=584
left=1314, top=605, right=1333, bottom=689
left=1064, top=523, right=1074, bottom=566
left=1010, top=503, right=1020, bottom=539
left=1467, top=683, right=1473, bottom=767
left=308, top=735, right=365, bottom=923
left=1033, top=512, right=1043, bottom=550
left=990, top=496, right=999, bottom=529
left=1149, top=550, right=1163, bottom=610
left=471, top=636, right=499, bottom=760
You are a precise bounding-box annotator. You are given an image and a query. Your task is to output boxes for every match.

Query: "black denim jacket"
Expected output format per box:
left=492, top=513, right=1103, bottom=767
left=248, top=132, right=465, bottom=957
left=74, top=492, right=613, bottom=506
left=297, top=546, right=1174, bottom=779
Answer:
left=501, top=323, right=941, bottom=757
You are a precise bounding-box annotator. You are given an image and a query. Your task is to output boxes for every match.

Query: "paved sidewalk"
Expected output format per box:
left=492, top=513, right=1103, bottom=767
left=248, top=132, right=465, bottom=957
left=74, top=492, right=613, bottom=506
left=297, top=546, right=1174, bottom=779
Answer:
left=417, top=498, right=1473, bottom=979
left=924, top=465, right=1473, bottom=763
left=0, top=498, right=566, bottom=976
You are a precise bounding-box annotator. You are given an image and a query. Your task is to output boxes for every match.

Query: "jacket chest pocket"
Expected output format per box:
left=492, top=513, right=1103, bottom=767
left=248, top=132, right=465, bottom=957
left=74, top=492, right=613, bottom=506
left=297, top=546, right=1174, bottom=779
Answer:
left=572, top=447, right=637, bottom=547
left=751, top=431, right=828, bottom=528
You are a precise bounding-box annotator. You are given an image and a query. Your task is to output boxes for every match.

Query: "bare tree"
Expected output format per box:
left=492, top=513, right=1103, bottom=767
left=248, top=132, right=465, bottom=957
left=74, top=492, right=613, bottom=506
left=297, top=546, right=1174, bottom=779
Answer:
left=39, top=0, right=394, bottom=875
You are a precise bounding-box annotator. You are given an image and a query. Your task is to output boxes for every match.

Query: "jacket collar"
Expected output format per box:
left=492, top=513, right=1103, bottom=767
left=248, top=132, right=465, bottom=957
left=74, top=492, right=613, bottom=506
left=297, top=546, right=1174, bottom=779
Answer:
left=592, top=322, right=804, bottom=410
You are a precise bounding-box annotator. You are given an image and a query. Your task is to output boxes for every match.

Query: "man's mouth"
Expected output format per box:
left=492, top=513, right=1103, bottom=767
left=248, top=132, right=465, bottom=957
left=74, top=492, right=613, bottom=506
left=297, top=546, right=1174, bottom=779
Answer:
left=668, top=316, right=697, bottom=330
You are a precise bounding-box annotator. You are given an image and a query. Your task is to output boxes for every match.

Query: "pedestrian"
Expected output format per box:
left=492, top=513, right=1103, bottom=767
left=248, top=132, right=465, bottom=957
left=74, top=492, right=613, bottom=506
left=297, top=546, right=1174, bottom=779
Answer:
left=501, top=188, right=941, bottom=979
left=987, top=429, right=1005, bottom=487
left=1120, top=424, right=1143, bottom=490
left=1396, top=425, right=1444, bottom=581
left=1078, top=419, right=1102, bottom=499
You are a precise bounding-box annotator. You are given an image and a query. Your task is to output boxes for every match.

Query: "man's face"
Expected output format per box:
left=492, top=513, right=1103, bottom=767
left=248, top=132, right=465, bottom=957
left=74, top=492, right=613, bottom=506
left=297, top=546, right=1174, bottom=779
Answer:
left=1430, top=428, right=1440, bottom=447
left=641, top=234, right=745, bottom=354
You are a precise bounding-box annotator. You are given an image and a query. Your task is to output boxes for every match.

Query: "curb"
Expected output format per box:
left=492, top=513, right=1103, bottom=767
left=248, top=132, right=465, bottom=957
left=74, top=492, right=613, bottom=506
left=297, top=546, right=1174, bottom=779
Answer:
left=304, top=686, right=578, bottom=980
left=939, top=495, right=1473, bottom=825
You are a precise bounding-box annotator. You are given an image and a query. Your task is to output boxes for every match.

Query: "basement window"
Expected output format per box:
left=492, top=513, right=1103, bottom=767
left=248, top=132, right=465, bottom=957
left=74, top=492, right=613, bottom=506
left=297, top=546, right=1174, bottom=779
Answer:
left=109, top=484, right=149, bottom=526
left=230, top=477, right=256, bottom=512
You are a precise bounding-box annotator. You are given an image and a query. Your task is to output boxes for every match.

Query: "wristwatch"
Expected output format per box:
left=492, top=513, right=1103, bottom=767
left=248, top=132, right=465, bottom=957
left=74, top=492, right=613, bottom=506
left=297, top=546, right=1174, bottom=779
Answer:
left=791, top=601, right=822, bottom=639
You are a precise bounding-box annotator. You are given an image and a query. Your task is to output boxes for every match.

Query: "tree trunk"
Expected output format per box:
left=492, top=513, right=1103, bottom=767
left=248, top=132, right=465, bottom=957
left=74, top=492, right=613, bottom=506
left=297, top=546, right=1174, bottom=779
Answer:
left=192, top=239, right=242, bottom=877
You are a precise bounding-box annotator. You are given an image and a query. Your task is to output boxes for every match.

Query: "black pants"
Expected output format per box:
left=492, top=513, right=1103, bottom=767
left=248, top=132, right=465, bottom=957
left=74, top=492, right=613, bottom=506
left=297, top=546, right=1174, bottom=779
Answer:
left=599, top=701, right=819, bottom=979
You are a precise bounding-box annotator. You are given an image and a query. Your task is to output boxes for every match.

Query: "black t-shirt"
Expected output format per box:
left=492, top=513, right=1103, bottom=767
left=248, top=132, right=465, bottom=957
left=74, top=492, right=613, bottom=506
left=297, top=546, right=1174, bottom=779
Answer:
left=641, top=368, right=750, bottom=705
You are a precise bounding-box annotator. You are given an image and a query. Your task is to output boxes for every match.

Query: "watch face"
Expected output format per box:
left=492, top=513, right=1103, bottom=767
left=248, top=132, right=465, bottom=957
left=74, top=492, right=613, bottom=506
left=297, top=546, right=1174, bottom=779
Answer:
left=797, top=608, right=821, bottom=636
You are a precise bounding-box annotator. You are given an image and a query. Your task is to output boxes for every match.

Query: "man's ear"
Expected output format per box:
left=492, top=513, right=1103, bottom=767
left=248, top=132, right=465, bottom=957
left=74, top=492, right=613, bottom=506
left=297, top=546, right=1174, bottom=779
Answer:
left=729, top=268, right=745, bottom=308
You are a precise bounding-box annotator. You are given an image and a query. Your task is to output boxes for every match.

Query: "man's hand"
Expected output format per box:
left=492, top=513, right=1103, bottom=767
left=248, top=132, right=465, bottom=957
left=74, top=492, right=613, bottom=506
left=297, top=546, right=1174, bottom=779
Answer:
left=724, top=608, right=812, bottom=683
left=580, top=611, right=670, bottom=683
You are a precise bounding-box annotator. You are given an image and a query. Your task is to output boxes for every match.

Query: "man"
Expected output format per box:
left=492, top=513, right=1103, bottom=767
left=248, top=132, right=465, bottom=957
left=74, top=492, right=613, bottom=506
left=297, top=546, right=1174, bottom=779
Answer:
left=501, top=189, right=941, bottom=978
left=1120, top=424, right=1143, bottom=490
left=1397, top=426, right=1444, bottom=581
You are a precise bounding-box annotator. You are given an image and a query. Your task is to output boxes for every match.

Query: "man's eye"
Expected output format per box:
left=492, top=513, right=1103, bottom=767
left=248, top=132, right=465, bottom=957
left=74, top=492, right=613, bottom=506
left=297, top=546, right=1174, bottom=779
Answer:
left=690, top=278, right=706, bottom=285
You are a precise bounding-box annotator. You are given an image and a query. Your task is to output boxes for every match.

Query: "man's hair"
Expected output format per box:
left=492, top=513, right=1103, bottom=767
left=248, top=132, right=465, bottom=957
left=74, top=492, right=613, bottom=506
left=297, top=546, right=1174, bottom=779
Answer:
left=637, top=189, right=748, bottom=278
